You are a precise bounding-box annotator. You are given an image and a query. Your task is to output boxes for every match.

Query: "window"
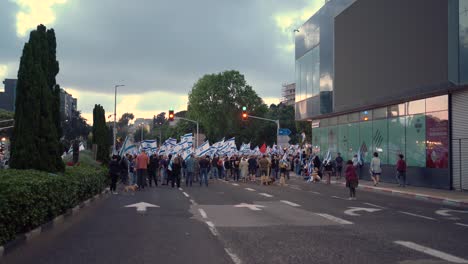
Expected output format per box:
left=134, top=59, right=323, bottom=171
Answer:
left=406, top=114, right=426, bottom=167
left=388, top=117, right=406, bottom=165
left=426, top=95, right=448, bottom=112
left=426, top=111, right=449, bottom=168
left=408, top=99, right=425, bottom=115
left=373, top=107, right=388, bottom=119
left=388, top=103, right=406, bottom=117
left=338, top=114, right=348, bottom=124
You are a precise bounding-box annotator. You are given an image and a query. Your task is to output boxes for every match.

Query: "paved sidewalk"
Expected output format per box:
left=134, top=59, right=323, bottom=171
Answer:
left=290, top=172, right=468, bottom=208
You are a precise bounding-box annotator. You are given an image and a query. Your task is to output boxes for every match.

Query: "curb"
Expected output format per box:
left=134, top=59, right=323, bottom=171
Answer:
left=331, top=180, right=468, bottom=208
left=0, top=189, right=109, bottom=258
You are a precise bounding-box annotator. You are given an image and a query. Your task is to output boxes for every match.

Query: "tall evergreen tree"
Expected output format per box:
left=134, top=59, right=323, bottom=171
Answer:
left=92, top=104, right=110, bottom=163
left=10, top=25, right=64, bottom=172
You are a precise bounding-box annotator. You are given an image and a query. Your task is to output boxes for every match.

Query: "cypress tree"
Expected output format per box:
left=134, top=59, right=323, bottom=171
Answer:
left=92, top=104, right=110, bottom=163
left=10, top=25, right=64, bottom=172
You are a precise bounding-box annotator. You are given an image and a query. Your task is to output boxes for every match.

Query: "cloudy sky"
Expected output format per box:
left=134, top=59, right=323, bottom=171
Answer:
left=0, top=0, right=324, bottom=123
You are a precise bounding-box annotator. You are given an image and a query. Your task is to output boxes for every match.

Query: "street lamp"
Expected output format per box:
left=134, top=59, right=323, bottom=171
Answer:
left=113, top=84, right=125, bottom=154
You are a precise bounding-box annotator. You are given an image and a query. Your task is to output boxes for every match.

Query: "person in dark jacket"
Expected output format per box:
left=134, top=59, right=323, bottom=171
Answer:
left=199, top=155, right=210, bottom=187
left=120, top=154, right=129, bottom=185
left=109, top=155, right=121, bottom=194
left=396, top=154, right=407, bottom=187
left=148, top=153, right=159, bottom=187
left=345, top=160, right=359, bottom=200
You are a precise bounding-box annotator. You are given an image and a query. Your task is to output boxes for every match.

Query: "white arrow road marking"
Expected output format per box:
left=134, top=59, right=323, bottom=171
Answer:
left=316, top=213, right=353, bottom=225
left=199, top=209, right=208, bottom=219
left=234, top=203, right=266, bottom=211
left=231, top=183, right=239, bottom=186
left=399, top=211, right=436, bottom=221
left=183, top=192, right=190, bottom=198
left=364, top=202, right=386, bottom=209
left=394, top=241, right=468, bottom=263
left=456, top=223, right=468, bottom=228
left=124, top=202, right=159, bottom=212
left=344, top=207, right=381, bottom=216
left=245, top=188, right=256, bottom=192
left=259, top=193, right=274, bottom=198
left=280, top=200, right=301, bottom=207
left=224, top=248, right=242, bottom=264
left=436, top=209, right=468, bottom=217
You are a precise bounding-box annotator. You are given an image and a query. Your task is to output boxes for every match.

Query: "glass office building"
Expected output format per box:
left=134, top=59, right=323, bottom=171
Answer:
left=295, top=0, right=468, bottom=189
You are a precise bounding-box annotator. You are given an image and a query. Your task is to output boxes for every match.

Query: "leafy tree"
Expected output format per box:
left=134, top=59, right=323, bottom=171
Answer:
left=92, top=104, right=110, bottom=163
left=188, top=70, right=267, bottom=146
left=116, top=112, right=134, bottom=140
left=62, top=110, right=91, bottom=141
left=10, top=24, right=63, bottom=172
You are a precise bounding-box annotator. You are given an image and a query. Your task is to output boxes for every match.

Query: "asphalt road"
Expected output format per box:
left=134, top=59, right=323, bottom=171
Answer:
left=3, top=176, right=468, bottom=264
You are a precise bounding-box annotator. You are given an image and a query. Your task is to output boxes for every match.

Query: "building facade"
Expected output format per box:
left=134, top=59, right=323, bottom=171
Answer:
left=0, top=79, right=17, bottom=112
left=281, top=83, right=296, bottom=106
left=295, top=0, right=468, bottom=190
left=60, top=88, right=77, bottom=120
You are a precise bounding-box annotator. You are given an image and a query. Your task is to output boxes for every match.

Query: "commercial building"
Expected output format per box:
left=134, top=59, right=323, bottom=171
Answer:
left=281, top=83, right=296, bottom=106
left=60, top=88, right=77, bottom=120
left=295, top=0, right=468, bottom=190
left=0, top=79, right=17, bottom=112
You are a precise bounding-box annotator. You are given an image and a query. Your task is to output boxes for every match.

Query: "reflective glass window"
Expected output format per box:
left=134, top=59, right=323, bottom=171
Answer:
left=372, top=119, right=388, bottom=164
left=408, top=99, right=425, bottom=115
left=359, top=121, right=373, bottom=163
left=388, top=103, right=406, bottom=117
left=406, top=114, right=426, bottom=167
left=338, top=114, right=348, bottom=124
left=338, top=124, right=349, bottom=161
left=426, top=111, right=449, bottom=168
left=388, top=117, right=406, bottom=165
left=360, top=110, right=372, bottom=121
left=426, top=95, right=448, bottom=112
left=373, top=107, right=388, bottom=120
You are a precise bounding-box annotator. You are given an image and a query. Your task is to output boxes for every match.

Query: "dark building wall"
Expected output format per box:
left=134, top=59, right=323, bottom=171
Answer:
left=334, top=0, right=449, bottom=114
left=0, top=79, right=17, bottom=112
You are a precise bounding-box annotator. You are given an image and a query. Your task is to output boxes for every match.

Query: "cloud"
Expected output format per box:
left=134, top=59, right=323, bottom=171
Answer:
left=0, top=65, right=7, bottom=82
left=11, top=0, right=67, bottom=37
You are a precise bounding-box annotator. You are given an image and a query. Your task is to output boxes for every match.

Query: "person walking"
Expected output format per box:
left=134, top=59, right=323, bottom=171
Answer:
left=240, top=157, right=249, bottom=182
left=248, top=155, right=257, bottom=183
left=172, top=154, right=182, bottom=188
left=159, top=155, right=168, bottom=185
left=396, top=154, right=407, bottom=187
left=136, top=150, right=150, bottom=190
left=211, top=156, right=219, bottom=179
left=370, top=152, right=382, bottom=186
left=148, top=153, right=158, bottom=187
left=259, top=155, right=270, bottom=185
left=120, top=154, right=129, bottom=186
left=335, top=153, right=344, bottom=179
left=232, top=156, right=240, bottom=182
left=199, top=155, right=210, bottom=187
left=224, top=156, right=231, bottom=181
left=109, top=155, right=121, bottom=194
left=185, top=154, right=195, bottom=187
left=345, top=160, right=358, bottom=200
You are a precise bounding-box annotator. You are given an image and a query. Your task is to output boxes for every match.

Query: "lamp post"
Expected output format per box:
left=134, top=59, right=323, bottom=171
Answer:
left=113, top=84, right=125, bottom=154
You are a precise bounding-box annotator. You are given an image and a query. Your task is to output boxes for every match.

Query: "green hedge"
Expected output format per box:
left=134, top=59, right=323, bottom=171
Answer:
left=0, top=165, right=107, bottom=246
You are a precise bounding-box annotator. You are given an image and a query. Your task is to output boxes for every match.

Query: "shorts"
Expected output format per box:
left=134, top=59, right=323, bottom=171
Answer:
left=249, top=168, right=256, bottom=175
left=372, top=172, right=381, bottom=176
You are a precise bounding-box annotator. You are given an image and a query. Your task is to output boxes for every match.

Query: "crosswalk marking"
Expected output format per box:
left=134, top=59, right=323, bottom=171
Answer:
left=259, top=193, right=273, bottom=198
left=456, top=223, right=468, bottom=228
left=245, top=188, right=256, bottom=192
left=399, top=211, right=436, bottom=221
left=316, top=213, right=353, bottom=225
left=182, top=192, right=190, bottom=198
left=199, top=209, right=208, bottom=219
left=280, top=200, right=301, bottom=207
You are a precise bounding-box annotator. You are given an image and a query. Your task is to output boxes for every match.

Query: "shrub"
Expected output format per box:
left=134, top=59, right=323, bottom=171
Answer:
left=0, top=164, right=107, bottom=246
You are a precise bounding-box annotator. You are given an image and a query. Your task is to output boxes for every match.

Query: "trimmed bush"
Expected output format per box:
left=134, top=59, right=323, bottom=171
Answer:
left=0, top=165, right=107, bottom=246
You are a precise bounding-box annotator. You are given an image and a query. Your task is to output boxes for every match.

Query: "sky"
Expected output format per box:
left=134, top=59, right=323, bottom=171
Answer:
left=0, top=0, right=325, bottom=123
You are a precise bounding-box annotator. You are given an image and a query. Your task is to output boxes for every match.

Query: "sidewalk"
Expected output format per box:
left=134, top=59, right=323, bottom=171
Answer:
left=290, top=172, right=468, bottom=208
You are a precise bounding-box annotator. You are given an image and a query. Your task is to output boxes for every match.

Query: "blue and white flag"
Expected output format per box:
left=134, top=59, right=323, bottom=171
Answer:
left=122, top=144, right=138, bottom=155
left=195, top=141, right=211, bottom=157
left=181, top=148, right=193, bottom=161
left=141, top=140, right=158, bottom=154
left=181, top=133, right=193, bottom=144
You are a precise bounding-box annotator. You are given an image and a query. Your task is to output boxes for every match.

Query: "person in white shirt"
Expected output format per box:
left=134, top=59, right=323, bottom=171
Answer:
left=370, top=152, right=382, bottom=186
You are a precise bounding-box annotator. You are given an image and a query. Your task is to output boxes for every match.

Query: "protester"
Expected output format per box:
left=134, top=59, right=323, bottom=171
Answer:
left=335, top=153, right=344, bottom=179
left=240, top=157, right=249, bottom=182
left=370, top=152, right=382, bottom=186
left=396, top=154, right=407, bottom=187
left=211, top=155, right=219, bottom=179
left=159, top=155, right=168, bottom=185
left=185, top=154, right=195, bottom=187
left=345, top=160, right=358, bottom=200
left=167, top=154, right=173, bottom=186
left=217, top=157, right=224, bottom=180
left=128, top=154, right=136, bottom=185
left=136, top=149, right=150, bottom=190
left=199, top=155, right=210, bottom=187
left=233, top=156, right=240, bottom=181
left=352, top=154, right=359, bottom=168
left=248, top=155, right=257, bottom=182
left=109, top=155, right=121, bottom=194
left=271, top=155, right=279, bottom=180
left=171, top=154, right=182, bottom=188
left=147, top=153, right=158, bottom=187
left=224, top=156, right=232, bottom=181
left=259, top=155, right=270, bottom=185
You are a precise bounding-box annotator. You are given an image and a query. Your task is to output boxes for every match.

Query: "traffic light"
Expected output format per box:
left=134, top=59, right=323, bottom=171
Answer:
left=168, top=109, right=174, bottom=121
left=242, top=106, right=248, bottom=121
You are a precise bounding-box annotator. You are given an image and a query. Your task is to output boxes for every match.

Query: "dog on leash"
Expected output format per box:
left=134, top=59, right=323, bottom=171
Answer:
left=279, top=176, right=286, bottom=186
left=124, top=184, right=138, bottom=192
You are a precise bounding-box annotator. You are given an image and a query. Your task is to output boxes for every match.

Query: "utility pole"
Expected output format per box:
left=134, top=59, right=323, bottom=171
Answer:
left=246, top=115, right=280, bottom=146
left=113, top=84, right=125, bottom=154
left=174, top=117, right=199, bottom=147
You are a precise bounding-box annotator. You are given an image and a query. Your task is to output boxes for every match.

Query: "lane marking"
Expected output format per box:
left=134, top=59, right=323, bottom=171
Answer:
left=364, top=202, right=386, bottom=209
left=309, top=191, right=321, bottom=195
left=224, top=248, right=242, bottom=264
left=259, top=193, right=274, bottom=198
left=182, top=192, right=190, bottom=198
left=456, top=223, right=468, bottom=227
left=394, top=241, right=468, bottom=263
left=399, top=211, right=436, bottom=221
left=316, top=213, right=353, bottom=225
left=280, top=200, right=301, bottom=207
left=245, top=188, right=256, bottom=192
left=205, top=221, right=218, bottom=236
left=199, top=208, right=208, bottom=219
left=179, top=188, right=183, bottom=191
left=190, top=199, right=197, bottom=205
left=231, top=183, right=240, bottom=186
left=332, top=196, right=347, bottom=200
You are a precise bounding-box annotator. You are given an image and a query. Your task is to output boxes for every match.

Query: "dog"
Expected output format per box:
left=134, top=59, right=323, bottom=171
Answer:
left=279, top=175, right=286, bottom=186
left=124, top=184, right=138, bottom=192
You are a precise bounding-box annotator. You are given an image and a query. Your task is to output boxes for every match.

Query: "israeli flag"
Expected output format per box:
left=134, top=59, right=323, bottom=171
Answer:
left=195, top=141, right=211, bottom=157
left=122, top=144, right=138, bottom=155
left=181, top=148, right=193, bottom=161
left=181, top=133, right=193, bottom=144
left=141, top=140, right=158, bottom=153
